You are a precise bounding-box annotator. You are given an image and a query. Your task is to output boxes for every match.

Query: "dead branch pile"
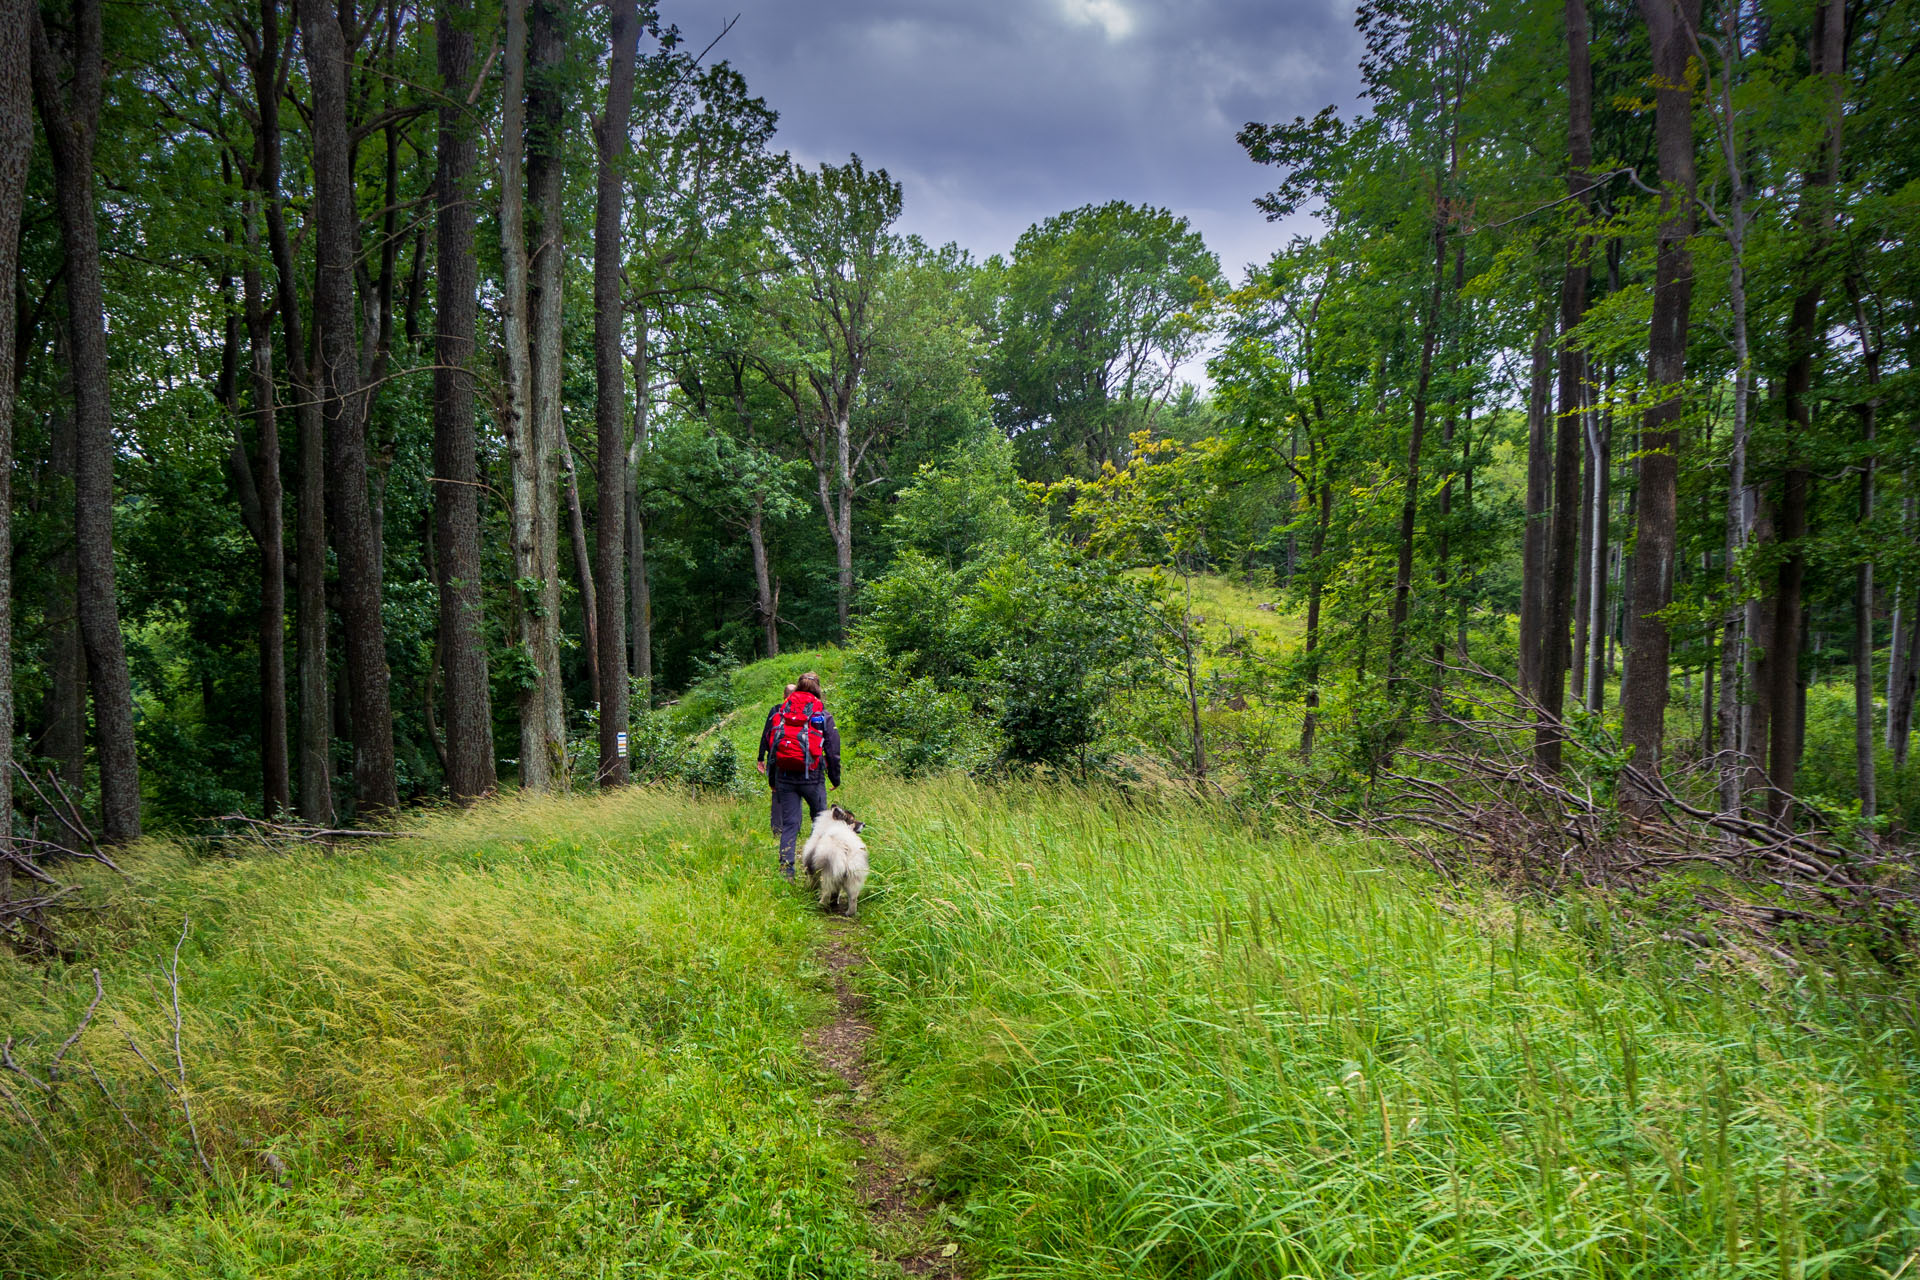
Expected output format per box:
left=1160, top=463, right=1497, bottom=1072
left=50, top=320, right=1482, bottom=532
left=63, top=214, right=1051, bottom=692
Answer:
left=1343, top=662, right=1915, bottom=946
left=2, top=764, right=124, bottom=958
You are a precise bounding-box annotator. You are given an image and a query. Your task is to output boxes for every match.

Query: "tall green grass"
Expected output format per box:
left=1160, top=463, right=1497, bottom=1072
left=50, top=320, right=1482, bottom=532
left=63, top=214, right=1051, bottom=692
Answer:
left=0, top=790, right=876, bottom=1278
left=857, top=777, right=1920, bottom=1278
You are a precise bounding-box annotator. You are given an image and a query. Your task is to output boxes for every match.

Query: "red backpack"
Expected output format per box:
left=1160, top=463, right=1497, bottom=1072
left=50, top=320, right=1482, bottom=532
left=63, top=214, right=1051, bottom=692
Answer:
left=768, top=691, right=826, bottom=773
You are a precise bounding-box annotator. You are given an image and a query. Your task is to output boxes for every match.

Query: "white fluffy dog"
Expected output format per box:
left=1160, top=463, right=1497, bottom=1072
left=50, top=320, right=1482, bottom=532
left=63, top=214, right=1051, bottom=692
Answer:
left=802, top=804, right=869, bottom=918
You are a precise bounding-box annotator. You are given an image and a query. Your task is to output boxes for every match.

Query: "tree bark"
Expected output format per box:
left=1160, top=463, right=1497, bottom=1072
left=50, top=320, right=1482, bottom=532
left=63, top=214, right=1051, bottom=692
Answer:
left=30, top=0, right=142, bottom=841
left=1537, top=0, right=1593, bottom=773
left=38, top=407, right=84, bottom=797
left=299, top=0, right=399, bottom=816
left=1765, top=0, right=1845, bottom=818
left=1583, top=369, right=1611, bottom=712
left=628, top=337, right=652, bottom=705
left=1518, top=317, right=1552, bottom=700
left=1848, top=286, right=1880, bottom=819
left=433, top=1, right=497, bottom=803
left=243, top=0, right=333, bottom=825
left=591, top=0, right=639, bottom=785
left=0, top=0, right=26, bottom=845
left=559, top=424, right=598, bottom=701
left=241, top=195, right=290, bottom=816
left=1620, top=0, right=1700, bottom=813
left=524, top=0, right=568, bottom=787
left=1385, top=220, right=1447, bottom=687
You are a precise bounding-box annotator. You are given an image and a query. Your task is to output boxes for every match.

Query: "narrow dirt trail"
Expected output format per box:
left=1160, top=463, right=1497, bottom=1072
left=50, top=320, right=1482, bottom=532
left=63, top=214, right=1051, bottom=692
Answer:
left=805, top=925, right=966, bottom=1278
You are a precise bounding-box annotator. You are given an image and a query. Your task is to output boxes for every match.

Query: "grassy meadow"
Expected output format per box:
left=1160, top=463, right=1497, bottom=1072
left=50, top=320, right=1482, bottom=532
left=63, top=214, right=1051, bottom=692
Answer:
left=3, top=654, right=1918, bottom=1277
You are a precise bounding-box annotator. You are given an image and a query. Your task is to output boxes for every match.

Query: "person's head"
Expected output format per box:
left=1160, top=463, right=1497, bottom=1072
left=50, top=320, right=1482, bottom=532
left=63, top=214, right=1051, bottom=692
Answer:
left=797, top=672, right=823, bottom=699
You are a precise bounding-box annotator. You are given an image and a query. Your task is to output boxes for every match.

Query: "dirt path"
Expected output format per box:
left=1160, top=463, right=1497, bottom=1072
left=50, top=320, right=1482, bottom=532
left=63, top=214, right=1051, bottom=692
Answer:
left=805, top=926, right=966, bottom=1278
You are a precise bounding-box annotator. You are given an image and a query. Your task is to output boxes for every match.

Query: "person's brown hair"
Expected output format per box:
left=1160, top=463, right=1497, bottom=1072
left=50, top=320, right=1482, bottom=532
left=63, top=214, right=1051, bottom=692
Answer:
left=797, top=672, right=823, bottom=698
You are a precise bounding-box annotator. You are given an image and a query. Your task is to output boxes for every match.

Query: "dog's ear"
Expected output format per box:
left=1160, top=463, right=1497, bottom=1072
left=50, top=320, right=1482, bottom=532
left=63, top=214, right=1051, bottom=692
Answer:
left=850, top=820, right=865, bottom=833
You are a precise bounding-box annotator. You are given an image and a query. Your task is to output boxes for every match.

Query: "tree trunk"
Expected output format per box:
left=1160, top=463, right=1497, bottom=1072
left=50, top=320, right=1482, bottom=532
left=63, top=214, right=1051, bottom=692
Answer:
left=1385, top=221, right=1447, bottom=687
left=38, top=409, right=83, bottom=796
left=1849, top=287, right=1880, bottom=820
left=0, top=0, right=26, bottom=845
left=433, top=1, right=497, bottom=803
left=559, top=425, right=598, bottom=701
left=1765, top=0, right=1845, bottom=818
left=592, top=0, right=639, bottom=786
left=1619, top=0, right=1700, bottom=813
left=241, top=196, right=290, bottom=816
left=1583, top=372, right=1611, bottom=712
left=245, top=0, right=333, bottom=825
left=749, top=494, right=777, bottom=658
left=1538, top=0, right=1593, bottom=773
left=525, top=0, right=569, bottom=787
left=627, top=337, right=652, bottom=706
left=1299, top=453, right=1332, bottom=759
left=300, top=0, right=398, bottom=816
left=1519, top=318, right=1552, bottom=701
left=1890, top=489, right=1917, bottom=763
left=30, top=0, right=141, bottom=841
left=1894, top=576, right=1920, bottom=769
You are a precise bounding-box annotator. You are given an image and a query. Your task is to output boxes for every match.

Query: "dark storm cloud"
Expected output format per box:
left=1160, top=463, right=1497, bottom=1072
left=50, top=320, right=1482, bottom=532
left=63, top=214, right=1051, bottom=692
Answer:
left=656, top=0, right=1364, bottom=281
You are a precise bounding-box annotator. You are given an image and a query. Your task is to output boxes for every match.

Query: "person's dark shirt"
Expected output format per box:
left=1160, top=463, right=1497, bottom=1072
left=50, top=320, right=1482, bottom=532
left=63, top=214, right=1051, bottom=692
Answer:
left=758, top=699, right=841, bottom=787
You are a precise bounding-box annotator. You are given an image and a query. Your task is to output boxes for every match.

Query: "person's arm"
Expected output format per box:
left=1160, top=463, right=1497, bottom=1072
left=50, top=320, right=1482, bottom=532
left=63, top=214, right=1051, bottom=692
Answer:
left=823, top=715, right=842, bottom=788
left=757, top=705, right=777, bottom=772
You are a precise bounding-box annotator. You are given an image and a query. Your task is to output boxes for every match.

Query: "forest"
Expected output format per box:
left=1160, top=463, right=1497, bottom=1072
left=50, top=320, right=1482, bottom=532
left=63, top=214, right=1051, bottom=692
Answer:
left=0, top=0, right=1912, bottom=853
left=2, top=0, right=1920, bottom=1273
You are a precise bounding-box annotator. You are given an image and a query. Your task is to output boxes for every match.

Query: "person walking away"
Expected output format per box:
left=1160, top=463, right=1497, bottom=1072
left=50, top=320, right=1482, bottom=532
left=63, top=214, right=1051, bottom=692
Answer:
left=758, top=672, right=841, bottom=879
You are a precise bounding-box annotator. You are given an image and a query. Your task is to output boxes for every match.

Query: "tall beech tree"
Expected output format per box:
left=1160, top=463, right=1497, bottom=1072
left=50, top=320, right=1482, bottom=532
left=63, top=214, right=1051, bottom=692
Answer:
left=298, top=0, right=398, bottom=815
left=0, top=0, right=26, bottom=840
left=1618, top=0, right=1700, bottom=813
left=29, top=0, right=142, bottom=840
left=433, top=0, right=496, bottom=803
left=592, top=0, right=642, bottom=787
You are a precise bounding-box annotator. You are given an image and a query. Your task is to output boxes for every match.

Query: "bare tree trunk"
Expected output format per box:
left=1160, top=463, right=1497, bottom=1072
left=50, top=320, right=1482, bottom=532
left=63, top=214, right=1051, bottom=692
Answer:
left=559, top=425, right=598, bottom=701
left=30, top=0, right=141, bottom=840
left=525, top=0, right=568, bottom=787
left=1890, top=488, right=1917, bottom=763
left=433, top=1, right=496, bottom=803
left=1519, top=319, right=1552, bottom=700
left=592, top=0, right=639, bottom=786
left=1583, top=369, right=1612, bottom=713
left=1619, top=0, right=1701, bottom=813
left=1299, top=458, right=1332, bottom=759
left=1386, top=221, right=1447, bottom=687
left=1849, top=287, right=1880, bottom=820
left=749, top=495, right=777, bottom=658
left=1765, top=0, right=1845, bottom=818
left=1538, top=0, right=1593, bottom=773
left=38, top=414, right=84, bottom=806
left=627, top=337, right=652, bottom=706
left=241, top=196, right=290, bottom=816
left=0, top=0, right=26, bottom=845
left=302, top=0, right=398, bottom=817
left=243, top=0, right=333, bottom=825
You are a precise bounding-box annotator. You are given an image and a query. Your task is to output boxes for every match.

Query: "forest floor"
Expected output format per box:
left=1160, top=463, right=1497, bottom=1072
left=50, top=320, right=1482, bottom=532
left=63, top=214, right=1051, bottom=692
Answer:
left=3, top=700, right=1918, bottom=1275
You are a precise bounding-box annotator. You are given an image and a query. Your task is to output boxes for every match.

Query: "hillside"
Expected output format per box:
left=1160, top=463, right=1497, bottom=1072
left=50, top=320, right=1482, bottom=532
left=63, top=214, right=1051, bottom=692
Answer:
left=4, top=652, right=1917, bottom=1277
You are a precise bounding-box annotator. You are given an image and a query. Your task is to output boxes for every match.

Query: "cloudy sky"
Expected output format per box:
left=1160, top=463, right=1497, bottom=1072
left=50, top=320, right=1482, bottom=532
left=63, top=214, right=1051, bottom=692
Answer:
left=655, top=0, right=1365, bottom=284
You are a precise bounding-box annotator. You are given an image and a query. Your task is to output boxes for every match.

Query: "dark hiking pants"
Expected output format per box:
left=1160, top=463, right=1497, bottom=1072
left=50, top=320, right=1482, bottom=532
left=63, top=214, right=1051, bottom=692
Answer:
left=770, top=775, right=827, bottom=875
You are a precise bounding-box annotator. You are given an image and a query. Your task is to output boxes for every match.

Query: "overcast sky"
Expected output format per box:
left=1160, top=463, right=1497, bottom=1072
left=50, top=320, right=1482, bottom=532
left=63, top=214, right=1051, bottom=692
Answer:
left=655, top=0, right=1365, bottom=285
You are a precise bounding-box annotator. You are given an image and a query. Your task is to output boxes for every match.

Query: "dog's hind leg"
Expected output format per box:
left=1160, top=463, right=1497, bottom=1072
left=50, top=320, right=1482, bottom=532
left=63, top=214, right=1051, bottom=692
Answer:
left=843, top=880, right=860, bottom=919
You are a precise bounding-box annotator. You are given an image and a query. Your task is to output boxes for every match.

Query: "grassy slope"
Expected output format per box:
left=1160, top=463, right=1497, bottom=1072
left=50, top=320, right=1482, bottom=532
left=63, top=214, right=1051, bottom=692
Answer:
left=4, top=648, right=1916, bottom=1277
left=0, top=791, right=874, bottom=1279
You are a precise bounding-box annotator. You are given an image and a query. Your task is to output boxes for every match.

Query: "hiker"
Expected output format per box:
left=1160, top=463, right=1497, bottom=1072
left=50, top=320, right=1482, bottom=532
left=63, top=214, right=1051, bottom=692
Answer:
left=757, top=672, right=842, bottom=879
